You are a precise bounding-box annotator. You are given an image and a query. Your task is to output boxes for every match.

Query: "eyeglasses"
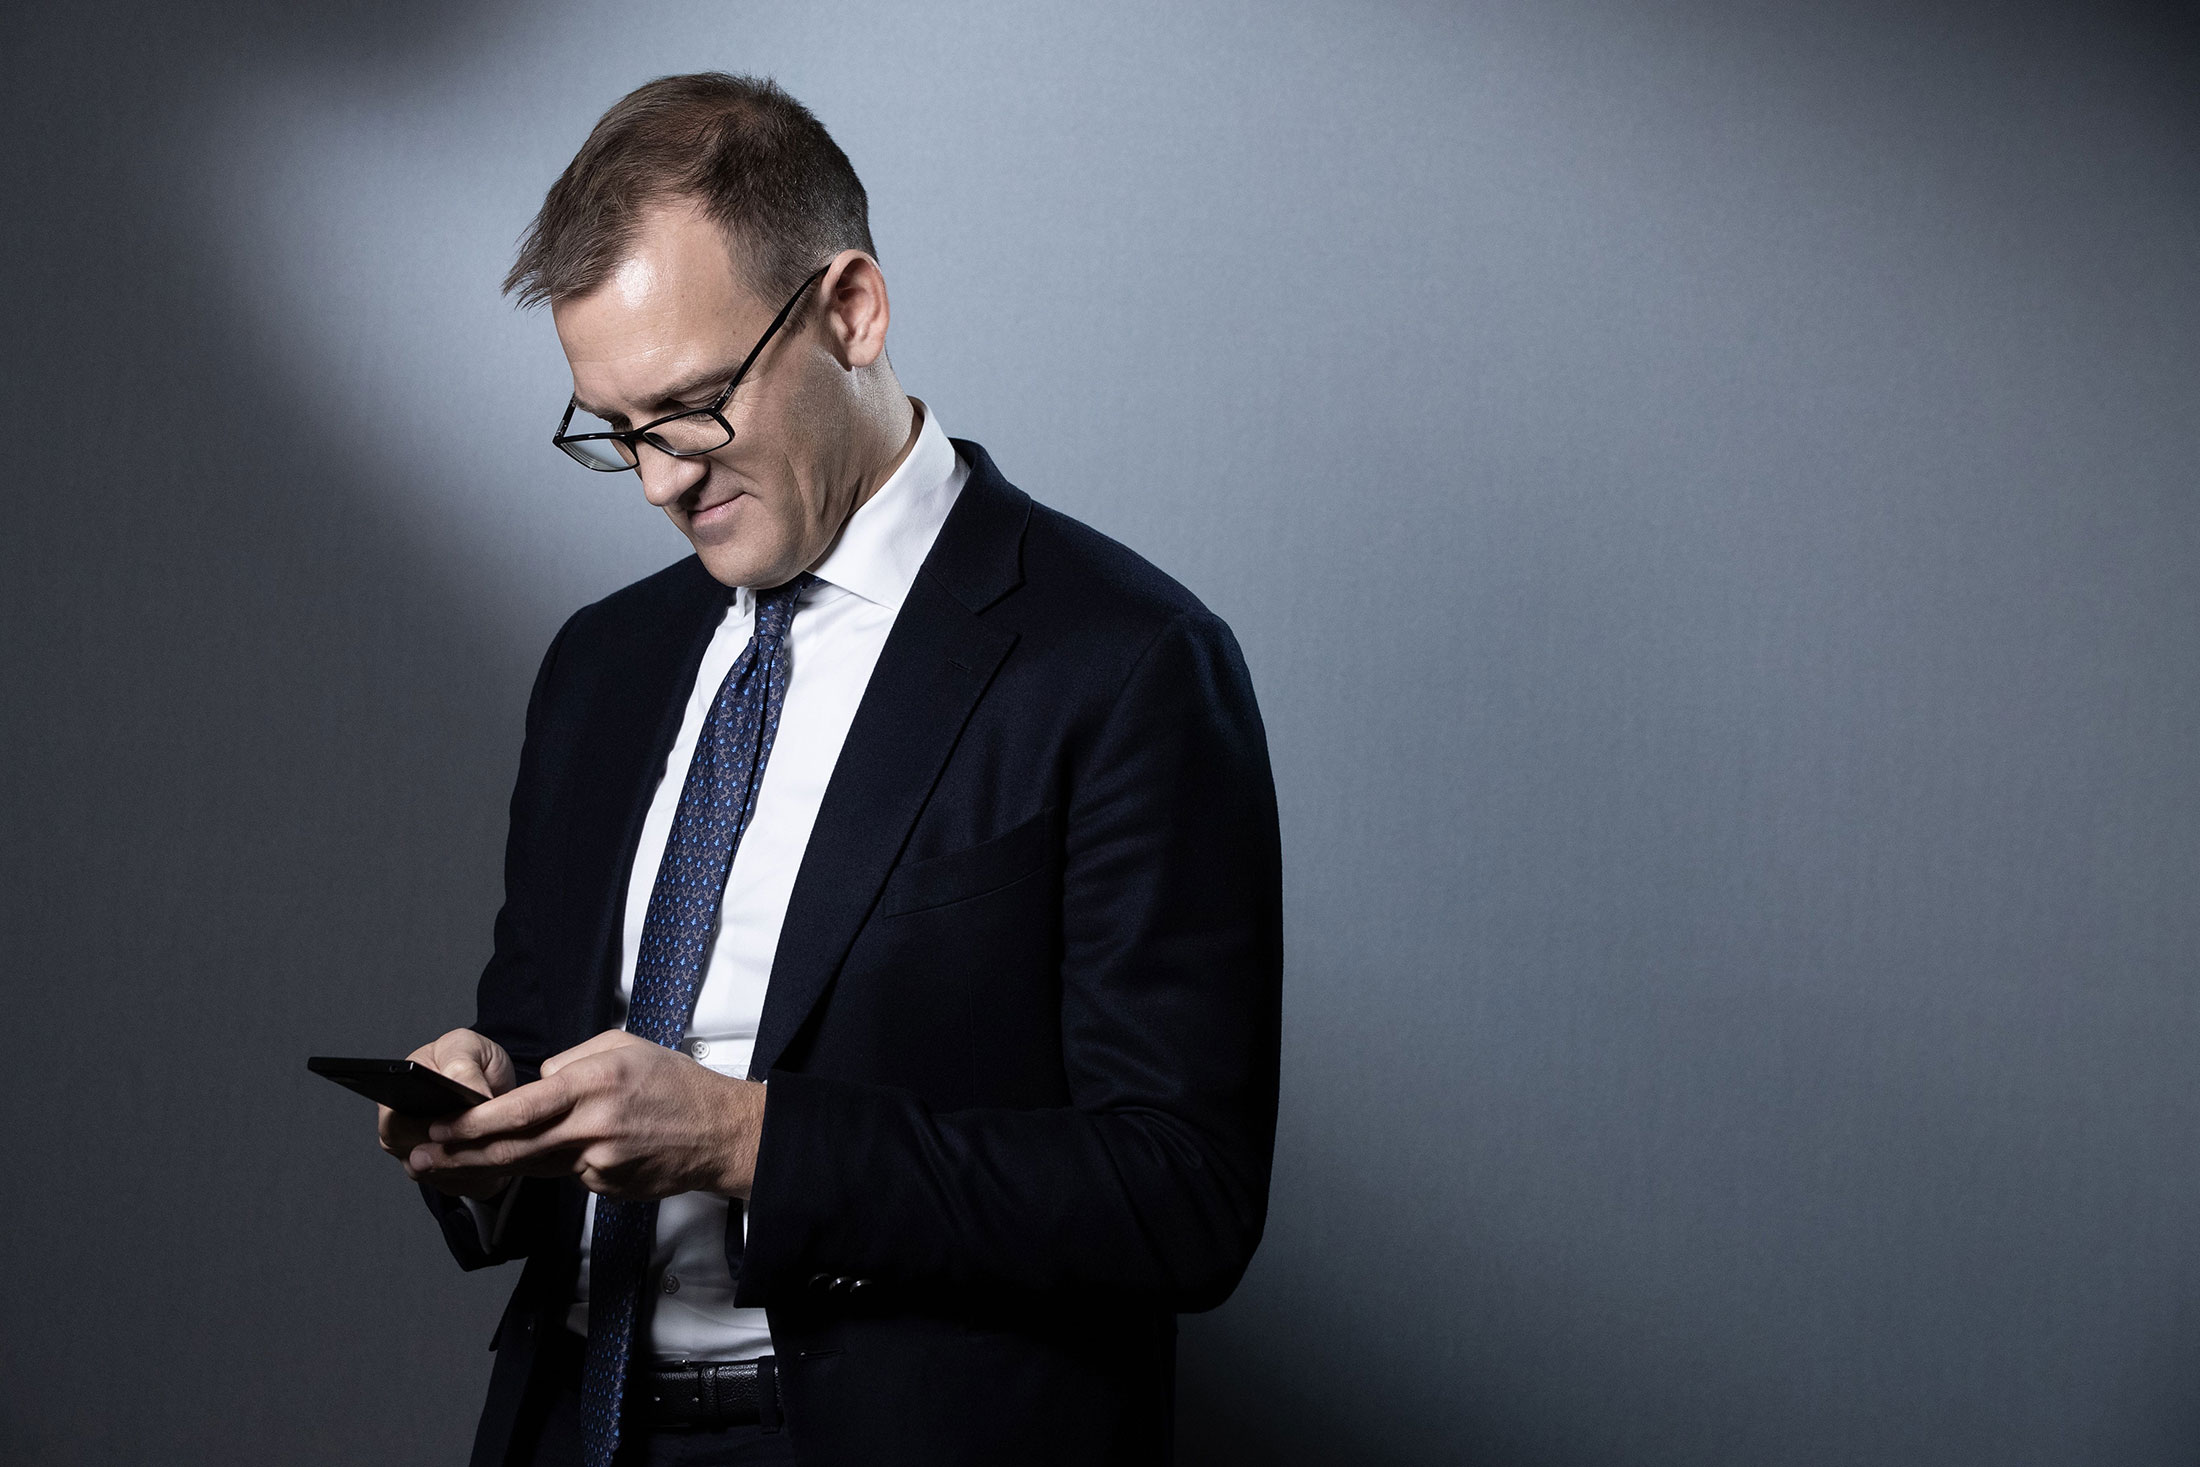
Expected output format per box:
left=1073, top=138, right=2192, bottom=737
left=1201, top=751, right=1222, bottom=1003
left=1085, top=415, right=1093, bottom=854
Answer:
left=551, top=263, right=831, bottom=472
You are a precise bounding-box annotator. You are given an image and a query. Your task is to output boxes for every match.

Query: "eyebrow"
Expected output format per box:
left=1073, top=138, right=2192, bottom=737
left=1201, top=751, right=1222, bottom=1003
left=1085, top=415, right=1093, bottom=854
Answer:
left=573, top=359, right=745, bottom=423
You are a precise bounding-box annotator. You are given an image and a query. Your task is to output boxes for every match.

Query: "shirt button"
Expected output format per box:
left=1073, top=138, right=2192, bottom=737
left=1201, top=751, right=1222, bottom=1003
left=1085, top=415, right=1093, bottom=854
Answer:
left=690, top=1041, right=711, bottom=1060
left=661, top=1274, right=681, bottom=1295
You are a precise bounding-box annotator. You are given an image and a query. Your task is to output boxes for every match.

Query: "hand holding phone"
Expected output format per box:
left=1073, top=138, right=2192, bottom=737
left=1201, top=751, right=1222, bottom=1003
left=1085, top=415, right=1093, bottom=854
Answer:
left=335, top=1028, right=519, bottom=1201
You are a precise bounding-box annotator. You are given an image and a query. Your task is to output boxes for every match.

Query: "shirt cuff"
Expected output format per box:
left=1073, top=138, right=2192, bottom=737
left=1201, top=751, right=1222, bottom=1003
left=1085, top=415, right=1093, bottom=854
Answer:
left=461, top=1181, right=523, bottom=1252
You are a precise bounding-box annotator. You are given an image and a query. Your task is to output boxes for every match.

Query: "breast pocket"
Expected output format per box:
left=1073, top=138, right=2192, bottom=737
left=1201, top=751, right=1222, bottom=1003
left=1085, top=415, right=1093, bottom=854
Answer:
left=877, top=807, right=1055, bottom=917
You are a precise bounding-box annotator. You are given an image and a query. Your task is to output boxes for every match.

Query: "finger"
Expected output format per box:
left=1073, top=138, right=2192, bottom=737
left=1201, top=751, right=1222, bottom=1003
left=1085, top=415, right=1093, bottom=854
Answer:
left=540, top=1028, right=646, bottom=1078
left=415, top=1126, right=587, bottom=1177
left=404, top=1145, right=552, bottom=1194
left=433, top=1074, right=575, bottom=1143
left=379, top=1106, right=433, bottom=1157
left=430, top=1032, right=498, bottom=1094
left=476, top=1038, right=517, bottom=1095
left=576, top=1160, right=644, bottom=1199
left=450, top=1030, right=518, bottom=1095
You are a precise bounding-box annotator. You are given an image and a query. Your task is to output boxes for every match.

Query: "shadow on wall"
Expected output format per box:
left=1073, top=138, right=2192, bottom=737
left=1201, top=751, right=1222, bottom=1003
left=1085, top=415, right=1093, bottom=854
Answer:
left=0, top=4, right=540, bottom=1463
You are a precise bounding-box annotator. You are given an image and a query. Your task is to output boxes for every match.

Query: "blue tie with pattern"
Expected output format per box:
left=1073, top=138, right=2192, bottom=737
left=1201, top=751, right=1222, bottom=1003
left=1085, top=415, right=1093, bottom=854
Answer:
left=580, top=574, right=810, bottom=1467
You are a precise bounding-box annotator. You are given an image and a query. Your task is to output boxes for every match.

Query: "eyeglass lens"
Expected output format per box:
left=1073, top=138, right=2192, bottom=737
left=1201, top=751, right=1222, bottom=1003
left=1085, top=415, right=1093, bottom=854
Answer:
left=557, top=406, right=733, bottom=471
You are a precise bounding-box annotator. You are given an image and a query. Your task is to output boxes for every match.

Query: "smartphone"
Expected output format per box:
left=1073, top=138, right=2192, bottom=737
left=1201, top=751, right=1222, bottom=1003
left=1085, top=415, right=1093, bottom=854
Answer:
left=308, top=1056, right=489, bottom=1116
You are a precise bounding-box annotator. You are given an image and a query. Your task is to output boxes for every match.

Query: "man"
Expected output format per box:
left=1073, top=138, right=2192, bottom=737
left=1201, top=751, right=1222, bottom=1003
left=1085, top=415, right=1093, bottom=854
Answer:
left=377, top=73, right=1281, bottom=1467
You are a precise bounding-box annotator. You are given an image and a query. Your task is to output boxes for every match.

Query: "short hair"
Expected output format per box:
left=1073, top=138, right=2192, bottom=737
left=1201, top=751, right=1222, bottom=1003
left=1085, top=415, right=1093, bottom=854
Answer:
left=504, top=72, right=876, bottom=310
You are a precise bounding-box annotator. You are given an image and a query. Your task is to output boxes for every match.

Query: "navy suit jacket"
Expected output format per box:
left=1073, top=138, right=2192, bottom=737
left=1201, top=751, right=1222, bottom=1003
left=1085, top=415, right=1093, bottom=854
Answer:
left=426, top=442, right=1282, bottom=1466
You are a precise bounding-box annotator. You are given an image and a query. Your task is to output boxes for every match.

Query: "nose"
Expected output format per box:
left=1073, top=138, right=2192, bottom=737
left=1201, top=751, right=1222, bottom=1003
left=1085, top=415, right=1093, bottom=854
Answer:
left=636, top=443, right=710, bottom=508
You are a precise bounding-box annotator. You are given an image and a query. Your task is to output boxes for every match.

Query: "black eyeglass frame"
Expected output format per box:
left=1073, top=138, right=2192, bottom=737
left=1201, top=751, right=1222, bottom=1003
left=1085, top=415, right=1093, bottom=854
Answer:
left=551, top=263, right=832, bottom=472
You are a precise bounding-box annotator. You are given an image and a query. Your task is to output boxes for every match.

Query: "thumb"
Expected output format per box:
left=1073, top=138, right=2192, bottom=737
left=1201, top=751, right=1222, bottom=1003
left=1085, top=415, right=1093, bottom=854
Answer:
left=433, top=1032, right=498, bottom=1093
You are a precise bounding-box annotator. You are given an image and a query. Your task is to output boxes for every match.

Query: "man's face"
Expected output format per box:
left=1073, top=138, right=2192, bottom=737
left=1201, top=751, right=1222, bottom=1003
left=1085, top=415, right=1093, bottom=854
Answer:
left=552, top=203, right=865, bottom=589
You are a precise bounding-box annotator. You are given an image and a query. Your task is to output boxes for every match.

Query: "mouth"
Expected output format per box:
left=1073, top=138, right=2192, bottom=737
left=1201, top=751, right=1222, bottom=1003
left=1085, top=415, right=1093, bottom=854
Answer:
left=683, top=490, right=746, bottom=533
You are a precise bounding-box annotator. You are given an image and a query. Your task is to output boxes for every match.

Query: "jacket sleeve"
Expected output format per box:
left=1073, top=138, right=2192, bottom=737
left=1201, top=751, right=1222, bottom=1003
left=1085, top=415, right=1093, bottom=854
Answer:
left=418, top=617, right=576, bottom=1270
left=741, top=609, right=1283, bottom=1312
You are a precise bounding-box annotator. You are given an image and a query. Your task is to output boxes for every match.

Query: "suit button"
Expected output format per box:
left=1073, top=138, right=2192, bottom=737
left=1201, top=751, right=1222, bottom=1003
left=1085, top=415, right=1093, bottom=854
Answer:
left=809, top=1273, right=833, bottom=1291
left=847, top=1278, right=873, bottom=1296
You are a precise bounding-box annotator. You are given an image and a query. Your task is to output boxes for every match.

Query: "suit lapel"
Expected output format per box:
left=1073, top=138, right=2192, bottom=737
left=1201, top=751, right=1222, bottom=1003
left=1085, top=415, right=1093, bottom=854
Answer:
left=556, top=558, right=732, bottom=1047
left=750, top=447, right=1030, bottom=1077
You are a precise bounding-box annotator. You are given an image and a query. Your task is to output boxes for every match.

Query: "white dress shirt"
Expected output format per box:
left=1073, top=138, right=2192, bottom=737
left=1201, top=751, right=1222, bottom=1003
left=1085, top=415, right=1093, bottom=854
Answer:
left=481, top=403, right=965, bottom=1362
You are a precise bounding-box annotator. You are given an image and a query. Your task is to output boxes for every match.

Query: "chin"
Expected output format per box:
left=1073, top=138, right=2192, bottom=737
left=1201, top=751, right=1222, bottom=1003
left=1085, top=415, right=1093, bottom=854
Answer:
left=693, top=539, right=798, bottom=591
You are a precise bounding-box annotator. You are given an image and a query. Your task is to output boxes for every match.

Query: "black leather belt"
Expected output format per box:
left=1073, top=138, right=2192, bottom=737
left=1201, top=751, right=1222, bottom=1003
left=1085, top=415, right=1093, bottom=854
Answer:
left=635, top=1356, right=781, bottom=1431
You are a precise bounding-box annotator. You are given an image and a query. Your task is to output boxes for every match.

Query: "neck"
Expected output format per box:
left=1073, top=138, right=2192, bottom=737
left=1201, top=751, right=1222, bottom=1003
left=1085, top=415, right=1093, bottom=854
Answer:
left=799, top=384, right=919, bottom=578
left=847, top=387, right=920, bottom=517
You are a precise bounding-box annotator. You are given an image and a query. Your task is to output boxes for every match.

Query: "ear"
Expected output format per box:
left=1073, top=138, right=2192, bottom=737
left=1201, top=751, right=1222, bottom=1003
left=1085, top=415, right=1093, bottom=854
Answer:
left=817, top=249, right=890, bottom=369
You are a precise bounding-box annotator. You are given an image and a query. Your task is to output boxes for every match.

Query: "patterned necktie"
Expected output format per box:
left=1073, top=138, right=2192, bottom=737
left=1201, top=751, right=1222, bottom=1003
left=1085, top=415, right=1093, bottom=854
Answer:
left=581, top=574, right=810, bottom=1467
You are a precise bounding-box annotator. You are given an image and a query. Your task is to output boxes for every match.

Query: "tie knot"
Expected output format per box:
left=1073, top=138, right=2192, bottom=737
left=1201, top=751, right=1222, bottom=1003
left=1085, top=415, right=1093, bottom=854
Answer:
left=751, top=573, right=812, bottom=643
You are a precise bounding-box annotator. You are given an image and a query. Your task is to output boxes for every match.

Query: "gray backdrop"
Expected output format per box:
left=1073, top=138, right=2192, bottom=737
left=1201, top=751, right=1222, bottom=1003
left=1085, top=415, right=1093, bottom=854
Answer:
left=4, top=1, right=2196, bottom=1462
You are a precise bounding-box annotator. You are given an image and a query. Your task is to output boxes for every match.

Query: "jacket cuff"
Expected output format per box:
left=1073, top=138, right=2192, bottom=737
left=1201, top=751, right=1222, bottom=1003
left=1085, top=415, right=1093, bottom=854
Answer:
left=462, top=1181, right=525, bottom=1251
left=421, top=1177, right=550, bottom=1270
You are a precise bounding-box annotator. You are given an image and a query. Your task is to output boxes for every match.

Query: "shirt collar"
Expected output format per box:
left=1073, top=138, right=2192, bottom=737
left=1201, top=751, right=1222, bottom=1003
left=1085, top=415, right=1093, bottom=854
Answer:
left=804, top=400, right=962, bottom=613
